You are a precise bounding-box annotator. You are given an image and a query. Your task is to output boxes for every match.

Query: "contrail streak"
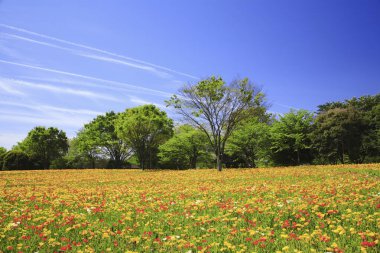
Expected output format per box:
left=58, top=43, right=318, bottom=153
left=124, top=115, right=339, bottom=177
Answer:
left=0, top=59, right=173, bottom=97
left=0, top=23, right=199, bottom=80
left=2, top=33, right=172, bottom=78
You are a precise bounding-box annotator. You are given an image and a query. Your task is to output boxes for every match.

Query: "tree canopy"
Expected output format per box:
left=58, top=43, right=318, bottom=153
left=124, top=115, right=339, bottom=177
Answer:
left=225, top=117, right=271, bottom=168
left=313, top=107, right=366, bottom=164
left=158, top=124, right=210, bottom=169
left=116, top=104, right=173, bottom=169
left=167, top=76, right=266, bottom=171
left=1, top=82, right=378, bottom=170
left=78, top=111, right=131, bottom=168
left=2, top=150, right=30, bottom=170
left=0, top=147, right=6, bottom=166
left=270, top=110, right=314, bottom=165
left=17, top=126, right=68, bottom=170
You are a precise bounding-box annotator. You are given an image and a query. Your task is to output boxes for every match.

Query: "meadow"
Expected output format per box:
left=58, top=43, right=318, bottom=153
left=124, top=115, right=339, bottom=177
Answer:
left=0, top=164, right=379, bottom=253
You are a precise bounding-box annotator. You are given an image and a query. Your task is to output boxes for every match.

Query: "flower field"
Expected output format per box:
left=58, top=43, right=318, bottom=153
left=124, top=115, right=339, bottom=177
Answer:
left=0, top=165, right=379, bottom=253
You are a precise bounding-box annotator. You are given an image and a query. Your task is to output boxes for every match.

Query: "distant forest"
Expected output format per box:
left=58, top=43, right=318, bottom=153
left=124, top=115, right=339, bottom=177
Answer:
left=1, top=77, right=379, bottom=170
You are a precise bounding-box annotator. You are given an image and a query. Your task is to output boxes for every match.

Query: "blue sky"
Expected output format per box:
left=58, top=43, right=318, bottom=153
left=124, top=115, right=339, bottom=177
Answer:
left=0, top=0, right=379, bottom=149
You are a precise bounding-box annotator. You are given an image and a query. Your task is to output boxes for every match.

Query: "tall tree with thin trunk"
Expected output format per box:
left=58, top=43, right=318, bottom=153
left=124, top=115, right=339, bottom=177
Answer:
left=166, top=76, right=265, bottom=171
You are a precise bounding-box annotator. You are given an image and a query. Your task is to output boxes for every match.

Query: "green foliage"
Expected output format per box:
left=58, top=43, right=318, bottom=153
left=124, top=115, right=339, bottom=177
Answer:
left=64, top=137, right=90, bottom=168
left=17, top=126, right=69, bottom=169
left=0, top=147, right=6, bottom=168
left=166, top=76, right=266, bottom=171
left=2, top=150, right=31, bottom=170
left=0, top=147, right=6, bottom=155
left=116, top=104, right=173, bottom=169
left=75, top=129, right=101, bottom=168
left=313, top=94, right=379, bottom=164
left=158, top=125, right=211, bottom=169
left=79, top=111, right=131, bottom=168
left=347, top=95, right=380, bottom=162
left=225, top=118, right=272, bottom=168
left=270, top=110, right=314, bottom=166
left=1, top=79, right=377, bottom=170
left=313, top=107, right=368, bottom=164
left=57, top=138, right=110, bottom=169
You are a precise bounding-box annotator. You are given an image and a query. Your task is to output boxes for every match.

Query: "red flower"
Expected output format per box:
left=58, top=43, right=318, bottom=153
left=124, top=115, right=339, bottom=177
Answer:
left=60, top=244, right=72, bottom=251
left=361, top=241, right=376, bottom=247
left=282, top=220, right=290, bottom=228
left=320, top=235, right=330, bottom=242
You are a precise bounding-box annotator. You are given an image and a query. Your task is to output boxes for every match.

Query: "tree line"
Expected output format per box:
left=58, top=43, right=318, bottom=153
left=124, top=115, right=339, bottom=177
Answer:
left=1, top=77, right=379, bottom=170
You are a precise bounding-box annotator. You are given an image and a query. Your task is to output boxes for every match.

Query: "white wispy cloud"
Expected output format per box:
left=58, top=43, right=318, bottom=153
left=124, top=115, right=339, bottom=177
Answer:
left=0, top=79, right=25, bottom=95
left=0, top=77, right=122, bottom=102
left=0, top=23, right=199, bottom=80
left=21, top=76, right=126, bottom=92
left=0, top=112, right=89, bottom=128
left=129, top=96, right=167, bottom=110
left=79, top=53, right=172, bottom=78
left=0, top=59, right=173, bottom=97
left=2, top=33, right=172, bottom=78
left=0, top=132, right=26, bottom=149
left=0, top=100, right=103, bottom=149
left=1, top=33, right=81, bottom=53
left=0, top=41, right=23, bottom=59
left=0, top=100, right=103, bottom=116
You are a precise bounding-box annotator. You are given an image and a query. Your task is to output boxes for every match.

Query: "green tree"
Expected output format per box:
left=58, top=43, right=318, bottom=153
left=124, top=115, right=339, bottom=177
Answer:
left=0, top=147, right=7, bottom=169
left=158, top=124, right=210, bottom=169
left=167, top=76, right=265, bottom=171
left=80, top=111, right=131, bottom=168
left=345, top=95, right=380, bottom=162
left=58, top=138, right=109, bottom=169
left=363, top=102, right=380, bottom=162
left=225, top=118, right=272, bottom=168
left=270, top=110, right=314, bottom=166
left=18, top=126, right=68, bottom=169
left=312, top=107, right=366, bottom=164
left=313, top=94, right=379, bottom=164
left=2, top=150, right=31, bottom=170
left=75, top=129, right=102, bottom=168
left=116, top=105, right=173, bottom=169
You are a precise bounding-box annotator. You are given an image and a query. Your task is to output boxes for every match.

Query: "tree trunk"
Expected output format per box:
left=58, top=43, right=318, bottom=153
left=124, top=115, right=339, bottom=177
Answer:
left=191, top=157, right=197, bottom=169
left=139, top=153, right=145, bottom=170
left=297, top=149, right=300, bottom=165
left=140, top=160, right=144, bottom=170
left=191, top=147, right=197, bottom=169
left=44, top=157, right=49, bottom=170
left=216, top=153, right=222, bottom=171
left=149, top=149, right=152, bottom=169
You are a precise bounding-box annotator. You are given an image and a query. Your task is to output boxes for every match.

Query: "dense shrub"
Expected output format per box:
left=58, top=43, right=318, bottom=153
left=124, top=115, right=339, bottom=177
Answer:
left=2, top=151, right=31, bottom=170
